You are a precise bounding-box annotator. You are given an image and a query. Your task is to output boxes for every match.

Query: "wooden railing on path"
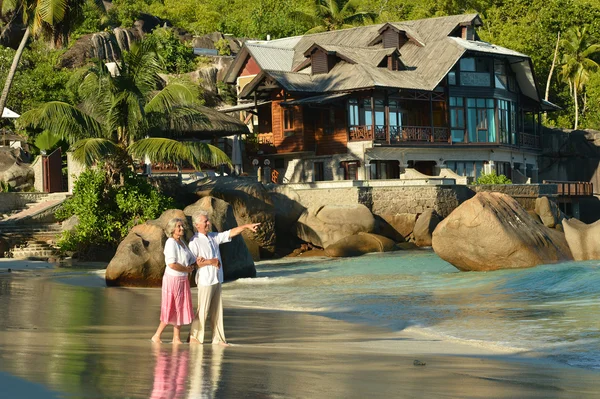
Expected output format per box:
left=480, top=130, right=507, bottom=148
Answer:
left=542, top=180, right=594, bottom=197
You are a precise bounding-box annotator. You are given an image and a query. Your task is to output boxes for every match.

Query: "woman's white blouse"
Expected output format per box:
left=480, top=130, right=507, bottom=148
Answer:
left=163, top=237, right=195, bottom=277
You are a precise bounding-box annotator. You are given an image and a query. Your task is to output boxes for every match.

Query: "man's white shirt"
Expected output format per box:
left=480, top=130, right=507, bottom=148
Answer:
left=188, top=230, right=232, bottom=286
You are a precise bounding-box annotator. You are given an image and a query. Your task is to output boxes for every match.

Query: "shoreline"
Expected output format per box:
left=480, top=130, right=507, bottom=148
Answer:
left=1, top=259, right=600, bottom=397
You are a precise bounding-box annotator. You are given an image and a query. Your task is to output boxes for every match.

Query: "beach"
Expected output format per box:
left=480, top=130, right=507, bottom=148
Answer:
left=1, top=255, right=599, bottom=398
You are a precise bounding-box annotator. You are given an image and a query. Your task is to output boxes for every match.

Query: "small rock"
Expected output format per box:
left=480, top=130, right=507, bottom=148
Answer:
left=7, top=268, right=11, bottom=272
left=413, top=360, right=426, bottom=366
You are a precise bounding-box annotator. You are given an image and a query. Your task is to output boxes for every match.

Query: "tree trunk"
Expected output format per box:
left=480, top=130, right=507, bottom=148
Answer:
left=574, top=84, right=579, bottom=130
left=0, top=26, right=30, bottom=114
left=543, top=31, right=560, bottom=122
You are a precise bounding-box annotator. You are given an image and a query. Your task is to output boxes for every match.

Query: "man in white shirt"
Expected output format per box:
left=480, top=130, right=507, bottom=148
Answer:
left=188, top=210, right=260, bottom=346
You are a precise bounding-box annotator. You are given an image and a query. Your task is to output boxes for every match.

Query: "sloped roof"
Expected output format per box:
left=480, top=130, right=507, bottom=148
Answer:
left=229, top=13, right=541, bottom=102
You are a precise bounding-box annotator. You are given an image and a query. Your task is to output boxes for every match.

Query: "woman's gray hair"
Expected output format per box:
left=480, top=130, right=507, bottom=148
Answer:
left=192, top=211, right=209, bottom=226
left=165, top=218, right=186, bottom=237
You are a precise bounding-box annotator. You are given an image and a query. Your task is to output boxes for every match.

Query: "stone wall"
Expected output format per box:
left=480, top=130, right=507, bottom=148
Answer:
left=290, top=182, right=558, bottom=218
left=0, top=192, right=51, bottom=213
left=473, top=184, right=557, bottom=211
left=294, top=187, right=359, bottom=209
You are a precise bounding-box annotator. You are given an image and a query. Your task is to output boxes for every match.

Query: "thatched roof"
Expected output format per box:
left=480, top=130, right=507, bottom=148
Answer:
left=182, top=105, right=249, bottom=139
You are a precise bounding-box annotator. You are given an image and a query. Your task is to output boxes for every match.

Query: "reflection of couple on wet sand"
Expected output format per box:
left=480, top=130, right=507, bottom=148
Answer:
left=151, top=211, right=260, bottom=345
left=150, top=344, right=224, bottom=399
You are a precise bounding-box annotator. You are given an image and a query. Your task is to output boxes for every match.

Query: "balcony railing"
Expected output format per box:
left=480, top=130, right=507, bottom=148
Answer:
left=246, top=133, right=275, bottom=155
left=519, top=132, right=540, bottom=149
left=349, top=125, right=541, bottom=148
left=543, top=180, right=594, bottom=197
left=350, top=125, right=450, bottom=143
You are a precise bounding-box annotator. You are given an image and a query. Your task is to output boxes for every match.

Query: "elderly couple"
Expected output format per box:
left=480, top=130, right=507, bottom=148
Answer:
left=151, top=211, right=260, bottom=345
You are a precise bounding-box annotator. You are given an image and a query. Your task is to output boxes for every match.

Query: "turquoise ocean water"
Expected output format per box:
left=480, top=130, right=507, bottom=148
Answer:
left=227, top=250, right=600, bottom=370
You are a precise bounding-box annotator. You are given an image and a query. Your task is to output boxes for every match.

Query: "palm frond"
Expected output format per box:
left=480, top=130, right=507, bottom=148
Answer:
left=17, top=101, right=104, bottom=142
left=128, top=138, right=231, bottom=170
left=71, top=138, right=123, bottom=167
left=145, top=83, right=200, bottom=114
left=2, top=0, right=18, bottom=15
left=36, top=0, right=67, bottom=25
left=34, top=130, right=62, bottom=152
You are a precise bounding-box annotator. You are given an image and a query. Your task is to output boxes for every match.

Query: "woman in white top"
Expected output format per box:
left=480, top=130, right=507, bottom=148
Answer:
left=151, top=218, right=196, bottom=344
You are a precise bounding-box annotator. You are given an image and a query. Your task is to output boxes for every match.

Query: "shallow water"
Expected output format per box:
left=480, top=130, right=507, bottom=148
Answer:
left=0, top=251, right=599, bottom=398
left=228, top=250, right=600, bottom=369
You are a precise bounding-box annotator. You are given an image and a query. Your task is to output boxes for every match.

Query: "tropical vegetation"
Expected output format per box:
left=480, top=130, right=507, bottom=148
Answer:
left=16, top=39, right=230, bottom=183
left=56, top=167, right=175, bottom=257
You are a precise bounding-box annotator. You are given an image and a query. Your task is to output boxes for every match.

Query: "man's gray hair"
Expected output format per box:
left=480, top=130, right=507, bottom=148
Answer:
left=192, top=211, right=209, bottom=225
left=165, top=218, right=186, bottom=237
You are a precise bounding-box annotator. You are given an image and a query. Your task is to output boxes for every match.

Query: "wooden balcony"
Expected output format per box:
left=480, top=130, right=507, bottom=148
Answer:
left=543, top=180, right=594, bottom=197
left=246, top=133, right=276, bottom=155
left=349, top=125, right=450, bottom=144
left=349, top=125, right=541, bottom=149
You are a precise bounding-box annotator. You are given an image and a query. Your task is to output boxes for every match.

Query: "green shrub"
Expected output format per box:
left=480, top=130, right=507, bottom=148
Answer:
left=56, top=168, right=175, bottom=257
left=474, top=171, right=512, bottom=185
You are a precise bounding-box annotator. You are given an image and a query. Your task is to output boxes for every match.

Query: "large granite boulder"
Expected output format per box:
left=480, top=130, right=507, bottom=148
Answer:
left=296, top=204, right=375, bottom=248
left=562, top=218, right=600, bottom=261
left=377, top=213, right=415, bottom=242
left=413, top=209, right=441, bottom=247
left=105, top=223, right=169, bottom=287
left=534, top=197, right=565, bottom=228
left=324, top=232, right=398, bottom=257
left=0, top=149, right=34, bottom=191
left=266, top=184, right=305, bottom=229
left=188, top=177, right=276, bottom=256
left=183, top=196, right=256, bottom=279
left=432, top=192, right=572, bottom=271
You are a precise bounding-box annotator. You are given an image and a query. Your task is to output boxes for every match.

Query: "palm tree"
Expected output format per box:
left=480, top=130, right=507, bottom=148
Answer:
left=0, top=0, right=102, bottom=116
left=559, top=26, right=600, bottom=130
left=17, top=39, right=230, bottom=182
left=293, top=0, right=377, bottom=34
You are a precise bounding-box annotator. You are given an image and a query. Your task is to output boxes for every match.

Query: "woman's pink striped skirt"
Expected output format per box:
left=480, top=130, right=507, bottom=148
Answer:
left=160, top=274, right=193, bottom=326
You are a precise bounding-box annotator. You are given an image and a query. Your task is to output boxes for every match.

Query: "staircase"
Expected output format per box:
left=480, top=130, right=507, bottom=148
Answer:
left=0, top=192, right=69, bottom=259
left=8, top=240, right=60, bottom=260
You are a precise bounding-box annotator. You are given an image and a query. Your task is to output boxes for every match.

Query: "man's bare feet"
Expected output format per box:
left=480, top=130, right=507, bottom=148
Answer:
left=189, top=337, right=201, bottom=344
left=151, top=336, right=162, bottom=344
left=172, top=339, right=183, bottom=345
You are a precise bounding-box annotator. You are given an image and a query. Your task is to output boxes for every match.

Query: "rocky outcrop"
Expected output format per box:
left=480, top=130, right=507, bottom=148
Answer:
left=534, top=197, right=565, bottom=228
left=183, top=196, right=256, bottom=279
left=562, top=218, right=600, bottom=261
left=296, top=204, right=375, bottom=249
left=413, top=209, right=441, bottom=247
left=0, top=149, right=34, bottom=191
left=432, top=192, right=572, bottom=271
left=188, top=177, right=277, bottom=255
left=60, top=28, right=142, bottom=68
left=377, top=213, right=415, bottom=242
left=105, top=223, right=169, bottom=287
left=324, top=232, right=397, bottom=257
left=105, top=203, right=256, bottom=287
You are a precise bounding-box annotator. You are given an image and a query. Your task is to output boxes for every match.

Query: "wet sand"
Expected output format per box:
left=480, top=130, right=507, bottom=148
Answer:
left=0, top=260, right=599, bottom=398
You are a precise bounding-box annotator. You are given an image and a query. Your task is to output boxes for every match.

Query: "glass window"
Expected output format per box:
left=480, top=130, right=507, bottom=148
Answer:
left=375, top=99, right=385, bottom=126
left=363, top=99, right=372, bottom=126
left=348, top=99, right=359, bottom=126
left=448, top=71, right=456, bottom=85
left=450, top=96, right=465, bottom=143
left=495, top=60, right=507, bottom=90
left=460, top=58, right=475, bottom=71
left=284, top=108, right=294, bottom=130
left=466, top=98, right=496, bottom=143
left=498, top=99, right=510, bottom=144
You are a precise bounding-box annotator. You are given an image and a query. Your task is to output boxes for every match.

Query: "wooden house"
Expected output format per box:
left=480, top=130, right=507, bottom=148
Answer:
left=223, top=14, right=558, bottom=183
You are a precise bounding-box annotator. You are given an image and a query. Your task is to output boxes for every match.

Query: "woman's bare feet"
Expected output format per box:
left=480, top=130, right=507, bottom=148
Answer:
left=151, top=335, right=162, bottom=344
left=189, top=337, right=201, bottom=344
left=214, top=341, right=230, bottom=347
left=172, top=339, right=183, bottom=345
